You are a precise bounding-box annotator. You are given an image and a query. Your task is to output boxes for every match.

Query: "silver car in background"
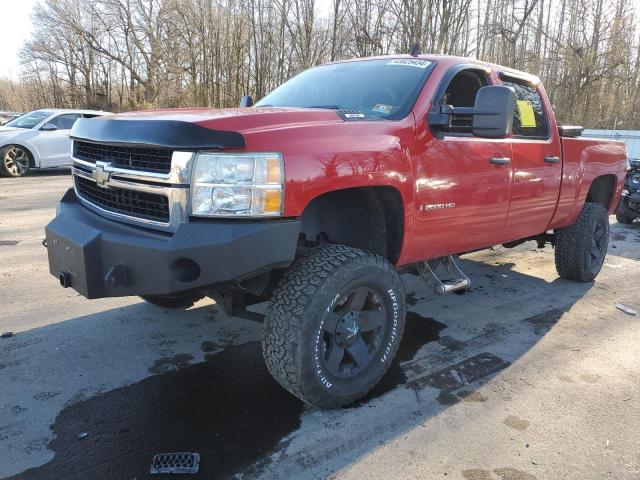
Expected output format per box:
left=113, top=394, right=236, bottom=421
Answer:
left=0, top=109, right=111, bottom=177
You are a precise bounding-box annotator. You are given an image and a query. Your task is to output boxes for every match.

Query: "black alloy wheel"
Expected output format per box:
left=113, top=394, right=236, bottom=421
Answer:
left=321, top=286, right=387, bottom=378
left=588, top=219, right=608, bottom=272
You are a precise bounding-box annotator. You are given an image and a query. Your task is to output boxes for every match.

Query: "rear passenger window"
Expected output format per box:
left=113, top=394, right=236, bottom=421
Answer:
left=500, top=77, right=548, bottom=138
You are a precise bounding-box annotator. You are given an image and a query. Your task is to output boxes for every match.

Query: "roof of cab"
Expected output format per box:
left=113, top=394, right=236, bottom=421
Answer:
left=323, top=54, right=541, bottom=87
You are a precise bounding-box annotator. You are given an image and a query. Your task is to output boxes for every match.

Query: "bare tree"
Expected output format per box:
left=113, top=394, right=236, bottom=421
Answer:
left=3, top=0, right=638, bottom=129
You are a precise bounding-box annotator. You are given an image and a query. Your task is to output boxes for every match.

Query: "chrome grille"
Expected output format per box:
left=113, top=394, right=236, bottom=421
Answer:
left=75, top=175, right=170, bottom=222
left=74, top=141, right=173, bottom=174
left=71, top=145, right=193, bottom=231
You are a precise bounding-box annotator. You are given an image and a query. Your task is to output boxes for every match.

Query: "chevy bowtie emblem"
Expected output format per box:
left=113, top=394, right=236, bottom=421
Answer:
left=92, top=163, right=111, bottom=186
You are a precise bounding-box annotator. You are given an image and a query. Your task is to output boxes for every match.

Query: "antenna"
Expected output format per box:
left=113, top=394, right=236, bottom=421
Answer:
left=409, top=44, right=422, bottom=57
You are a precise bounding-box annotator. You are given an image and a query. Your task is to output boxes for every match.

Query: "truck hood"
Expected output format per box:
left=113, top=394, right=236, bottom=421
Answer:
left=114, top=107, right=344, bottom=134
left=70, top=107, right=346, bottom=151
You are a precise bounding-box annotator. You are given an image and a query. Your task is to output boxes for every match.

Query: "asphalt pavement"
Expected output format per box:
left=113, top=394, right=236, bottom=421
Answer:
left=1, top=170, right=639, bottom=479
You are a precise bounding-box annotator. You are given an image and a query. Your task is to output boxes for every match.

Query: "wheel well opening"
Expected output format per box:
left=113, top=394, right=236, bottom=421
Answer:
left=298, top=186, right=404, bottom=264
left=586, top=174, right=616, bottom=209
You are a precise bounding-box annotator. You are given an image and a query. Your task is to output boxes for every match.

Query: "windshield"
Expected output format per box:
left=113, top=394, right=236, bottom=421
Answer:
left=255, top=58, right=434, bottom=120
left=4, top=110, right=52, bottom=129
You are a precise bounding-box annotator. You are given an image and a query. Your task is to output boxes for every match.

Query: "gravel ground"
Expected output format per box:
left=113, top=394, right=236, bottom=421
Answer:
left=1, top=170, right=639, bottom=480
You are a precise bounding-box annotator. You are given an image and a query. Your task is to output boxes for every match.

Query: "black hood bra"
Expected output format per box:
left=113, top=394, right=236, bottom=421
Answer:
left=70, top=117, right=246, bottom=150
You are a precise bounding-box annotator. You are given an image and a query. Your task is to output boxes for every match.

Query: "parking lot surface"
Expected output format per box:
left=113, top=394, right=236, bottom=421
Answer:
left=1, top=171, right=639, bottom=479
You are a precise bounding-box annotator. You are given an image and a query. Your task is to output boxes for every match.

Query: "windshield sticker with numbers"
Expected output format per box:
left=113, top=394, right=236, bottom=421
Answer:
left=387, top=59, right=432, bottom=69
left=343, top=112, right=365, bottom=118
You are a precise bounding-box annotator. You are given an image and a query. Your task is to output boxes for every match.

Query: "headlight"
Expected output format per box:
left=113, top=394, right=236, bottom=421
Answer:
left=191, top=152, right=284, bottom=217
left=630, top=173, right=640, bottom=185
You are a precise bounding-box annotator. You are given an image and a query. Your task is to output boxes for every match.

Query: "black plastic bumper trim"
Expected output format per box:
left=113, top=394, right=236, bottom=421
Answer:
left=46, top=190, right=300, bottom=299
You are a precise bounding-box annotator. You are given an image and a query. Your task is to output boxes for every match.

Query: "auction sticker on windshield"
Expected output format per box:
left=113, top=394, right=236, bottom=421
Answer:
left=373, top=104, right=393, bottom=114
left=388, top=59, right=432, bottom=69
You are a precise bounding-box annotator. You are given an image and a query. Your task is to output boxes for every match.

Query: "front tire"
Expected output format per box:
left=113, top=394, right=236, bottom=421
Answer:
left=0, top=146, right=30, bottom=177
left=555, top=202, right=609, bottom=282
left=263, top=244, right=406, bottom=408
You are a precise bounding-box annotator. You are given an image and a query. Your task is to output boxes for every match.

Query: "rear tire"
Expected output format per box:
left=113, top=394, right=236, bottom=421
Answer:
left=262, top=244, right=405, bottom=408
left=141, top=294, right=203, bottom=309
left=555, top=202, right=609, bottom=282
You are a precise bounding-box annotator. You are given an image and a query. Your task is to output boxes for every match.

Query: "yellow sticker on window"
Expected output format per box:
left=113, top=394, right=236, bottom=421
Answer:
left=516, top=100, right=536, bottom=128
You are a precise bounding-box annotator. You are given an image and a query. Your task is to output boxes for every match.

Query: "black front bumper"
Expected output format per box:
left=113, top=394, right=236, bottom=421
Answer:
left=46, top=190, right=300, bottom=299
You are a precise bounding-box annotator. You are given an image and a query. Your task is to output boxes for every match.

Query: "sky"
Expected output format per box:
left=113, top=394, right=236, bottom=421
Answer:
left=0, top=0, right=38, bottom=80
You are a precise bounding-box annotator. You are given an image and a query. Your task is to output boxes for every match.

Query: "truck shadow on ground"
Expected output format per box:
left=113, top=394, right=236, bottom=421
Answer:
left=4, top=252, right=595, bottom=480
left=8, top=316, right=446, bottom=480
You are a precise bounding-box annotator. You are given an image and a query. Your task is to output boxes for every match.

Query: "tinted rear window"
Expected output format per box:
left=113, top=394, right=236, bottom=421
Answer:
left=501, top=79, right=549, bottom=138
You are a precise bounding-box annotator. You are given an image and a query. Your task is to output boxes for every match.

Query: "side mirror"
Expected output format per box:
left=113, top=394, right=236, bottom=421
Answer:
left=471, top=86, right=515, bottom=138
left=239, top=95, right=254, bottom=107
left=41, top=123, right=58, bottom=131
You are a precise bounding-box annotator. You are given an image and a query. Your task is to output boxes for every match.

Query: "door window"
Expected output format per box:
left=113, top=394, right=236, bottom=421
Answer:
left=48, top=114, right=81, bottom=130
left=500, top=77, right=548, bottom=138
left=435, top=69, right=490, bottom=135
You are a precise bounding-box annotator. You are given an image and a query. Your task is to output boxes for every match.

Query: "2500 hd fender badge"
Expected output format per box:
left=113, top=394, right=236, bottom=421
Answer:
left=420, top=202, right=456, bottom=211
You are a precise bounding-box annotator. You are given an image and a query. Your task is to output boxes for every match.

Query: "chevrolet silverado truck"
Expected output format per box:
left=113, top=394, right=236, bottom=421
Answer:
left=45, top=55, right=627, bottom=408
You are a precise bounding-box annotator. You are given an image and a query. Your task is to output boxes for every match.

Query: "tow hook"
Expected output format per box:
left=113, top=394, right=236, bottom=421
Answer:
left=59, top=271, right=72, bottom=288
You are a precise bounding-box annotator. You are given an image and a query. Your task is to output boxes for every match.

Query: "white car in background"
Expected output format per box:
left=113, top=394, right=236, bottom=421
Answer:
left=0, top=109, right=111, bottom=177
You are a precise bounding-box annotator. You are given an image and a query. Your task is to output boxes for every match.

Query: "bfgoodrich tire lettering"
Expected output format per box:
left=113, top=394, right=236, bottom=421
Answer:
left=555, top=202, right=609, bottom=282
left=262, top=244, right=406, bottom=408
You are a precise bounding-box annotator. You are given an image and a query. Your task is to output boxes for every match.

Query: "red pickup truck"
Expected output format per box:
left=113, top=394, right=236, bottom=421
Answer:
left=46, top=55, right=627, bottom=408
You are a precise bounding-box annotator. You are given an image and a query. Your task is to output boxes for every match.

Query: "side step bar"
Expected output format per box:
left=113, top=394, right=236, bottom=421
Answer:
left=419, top=255, right=470, bottom=295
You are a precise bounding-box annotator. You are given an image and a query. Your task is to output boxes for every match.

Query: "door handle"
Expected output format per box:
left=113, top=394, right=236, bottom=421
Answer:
left=490, top=157, right=511, bottom=165
left=544, top=156, right=561, bottom=163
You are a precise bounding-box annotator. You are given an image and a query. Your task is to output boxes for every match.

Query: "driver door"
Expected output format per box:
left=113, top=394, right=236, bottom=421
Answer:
left=413, top=67, right=513, bottom=259
left=33, top=113, right=81, bottom=167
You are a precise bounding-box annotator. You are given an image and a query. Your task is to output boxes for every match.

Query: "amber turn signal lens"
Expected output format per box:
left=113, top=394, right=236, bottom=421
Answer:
left=266, top=158, right=283, bottom=184
left=262, top=189, right=282, bottom=213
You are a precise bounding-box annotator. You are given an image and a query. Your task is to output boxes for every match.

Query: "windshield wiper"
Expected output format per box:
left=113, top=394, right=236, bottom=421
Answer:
left=306, top=105, right=342, bottom=109
left=304, top=105, right=372, bottom=119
